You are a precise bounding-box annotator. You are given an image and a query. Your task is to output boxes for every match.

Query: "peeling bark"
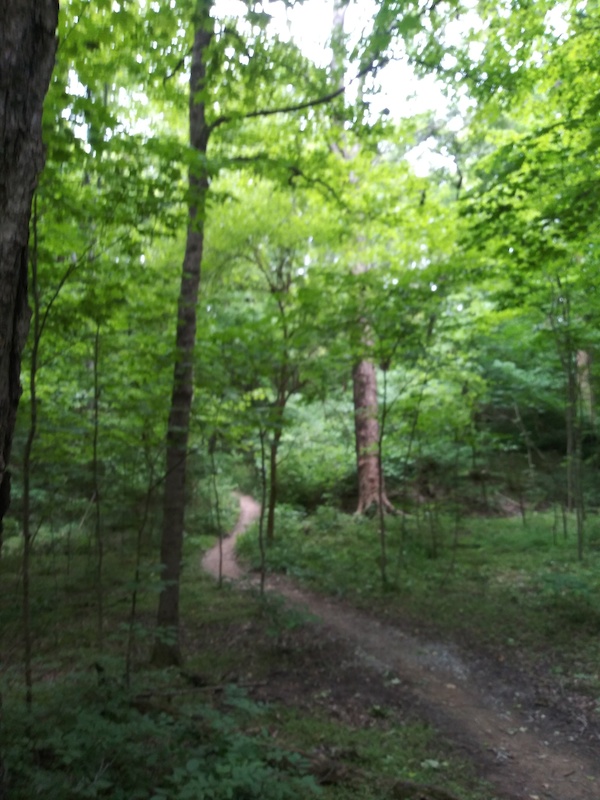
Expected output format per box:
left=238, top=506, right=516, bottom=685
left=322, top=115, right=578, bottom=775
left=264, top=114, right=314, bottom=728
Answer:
left=353, top=359, right=394, bottom=515
left=0, top=1, right=58, bottom=535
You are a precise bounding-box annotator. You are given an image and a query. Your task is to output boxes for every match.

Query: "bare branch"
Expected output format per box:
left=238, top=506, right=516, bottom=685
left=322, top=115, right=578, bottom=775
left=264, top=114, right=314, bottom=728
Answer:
left=208, top=58, right=384, bottom=133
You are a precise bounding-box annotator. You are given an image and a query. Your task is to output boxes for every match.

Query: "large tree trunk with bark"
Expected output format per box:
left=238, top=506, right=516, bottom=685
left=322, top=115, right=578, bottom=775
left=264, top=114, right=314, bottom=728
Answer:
left=0, top=1, right=58, bottom=536
left=330, top=0, right=393, bottom=516
left=152, top=2, right=213, bottom=667
left=353, top=359, right=394, bottom=515
left=350, top=257, right=394, bottom=514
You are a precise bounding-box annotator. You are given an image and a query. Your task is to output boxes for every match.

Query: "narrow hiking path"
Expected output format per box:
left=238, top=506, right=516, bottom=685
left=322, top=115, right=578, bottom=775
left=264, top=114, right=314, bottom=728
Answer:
left=202, top=495, right=600, bottom=800
left=201, top=492, right=261, bottom=580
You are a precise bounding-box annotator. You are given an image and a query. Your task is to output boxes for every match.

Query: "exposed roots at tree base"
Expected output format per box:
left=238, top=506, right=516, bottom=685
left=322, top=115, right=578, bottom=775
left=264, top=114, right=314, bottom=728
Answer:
left=355, top=493, right=396, bottom=516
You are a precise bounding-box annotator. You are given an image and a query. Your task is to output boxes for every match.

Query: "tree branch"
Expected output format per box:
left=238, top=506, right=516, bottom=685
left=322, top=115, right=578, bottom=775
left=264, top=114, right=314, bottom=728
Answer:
left=221, top=153, right=345, bottom=204
left=208, top=58, right=383, bottom=133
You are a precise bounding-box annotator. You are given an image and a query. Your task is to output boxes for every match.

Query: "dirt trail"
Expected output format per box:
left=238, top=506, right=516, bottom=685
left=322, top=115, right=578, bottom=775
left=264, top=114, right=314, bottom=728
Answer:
left=202, top=495, right=600, bottom=800
left=201, top=493, right=261, bottom=579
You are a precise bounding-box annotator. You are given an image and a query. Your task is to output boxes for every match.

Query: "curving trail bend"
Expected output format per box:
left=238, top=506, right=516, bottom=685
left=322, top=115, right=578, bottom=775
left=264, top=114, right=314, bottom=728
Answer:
left=201, top=493, right=261, bottom=580
left=202, top=495, right=600, bottom=800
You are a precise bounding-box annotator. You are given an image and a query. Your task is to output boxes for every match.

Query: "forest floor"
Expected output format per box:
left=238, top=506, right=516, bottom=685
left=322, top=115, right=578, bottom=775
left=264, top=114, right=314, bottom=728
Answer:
left=201, top=495, right=600, bottom=800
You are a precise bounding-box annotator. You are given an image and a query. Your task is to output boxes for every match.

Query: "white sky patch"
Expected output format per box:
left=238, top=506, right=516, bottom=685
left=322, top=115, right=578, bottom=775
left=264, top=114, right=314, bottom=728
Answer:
left=276, top=0, right=469, bottom=118
left=63, top=68, right=89, bottom=144
left=282, top=0, right=447, bottom=122
left=407, top=139, right=456, bottom=177
left=545, top=2, right=570, bottom=39
left=264, top=0, right=461, bottom=176
left=268, top=0, right=335, bottom=66
left=213, top=0, right=247, bottom=18
left=66, top=68, right=86, bottom=98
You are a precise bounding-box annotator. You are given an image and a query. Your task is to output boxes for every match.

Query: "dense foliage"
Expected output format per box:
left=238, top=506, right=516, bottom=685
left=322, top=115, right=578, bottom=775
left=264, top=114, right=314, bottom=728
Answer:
left=3, top=0, right=600, bottom=796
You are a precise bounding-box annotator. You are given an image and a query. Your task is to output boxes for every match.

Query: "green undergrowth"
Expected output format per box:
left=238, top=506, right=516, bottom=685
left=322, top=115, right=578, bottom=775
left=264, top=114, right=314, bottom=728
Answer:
left=268, top=710, right=494, bottom=800
left=1, top=528, right=493, bottom=800
left=236, top=504, right=600, bottom=698
left=1, top=530, right=317, bottom=800
left=2, top=672, right=320, bottom=800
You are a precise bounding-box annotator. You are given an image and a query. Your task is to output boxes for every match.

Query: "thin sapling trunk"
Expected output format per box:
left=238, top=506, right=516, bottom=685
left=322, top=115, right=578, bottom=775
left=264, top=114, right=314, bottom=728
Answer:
left=22, top=196, right=41, bottom=710
left=209, top=446, right=224, bottom=587
left=258, top=424, right=268, bottom=596
left=377, top=368, right=389, bottom=589
left=126, top=442, right=160, bottom=686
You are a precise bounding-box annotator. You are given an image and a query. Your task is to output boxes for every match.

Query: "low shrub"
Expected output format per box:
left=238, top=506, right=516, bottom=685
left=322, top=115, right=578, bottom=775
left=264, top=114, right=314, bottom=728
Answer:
left=2, top=672, right=321, bottom=800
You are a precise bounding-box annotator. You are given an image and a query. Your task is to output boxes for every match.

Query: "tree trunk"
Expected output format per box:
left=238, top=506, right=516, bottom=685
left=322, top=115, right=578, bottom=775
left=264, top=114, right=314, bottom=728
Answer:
left=565, top=356, right=578, bottom=513
left=0, top=0, right=58, bottom=536
left=330, top=1, right=393, bottom=516
left=577, top=350, right=594, bottom=426
left=353, top=360, right=394, bottom=514
left=21, top=196, right=43, bottom=710
left=349, top=258, right=394, bottom=514
left=152, top=2, right=213, bottom=667
left=266, top=420, right=283, bottom=545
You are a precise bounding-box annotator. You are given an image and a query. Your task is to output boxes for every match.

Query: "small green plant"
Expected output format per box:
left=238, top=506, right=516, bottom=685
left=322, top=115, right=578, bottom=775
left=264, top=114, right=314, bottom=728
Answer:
left=270, top=710, right=492, bottom=800
left=258, top=593, right=319, bottom=638
left=2, top=672, right=321, bottom=800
